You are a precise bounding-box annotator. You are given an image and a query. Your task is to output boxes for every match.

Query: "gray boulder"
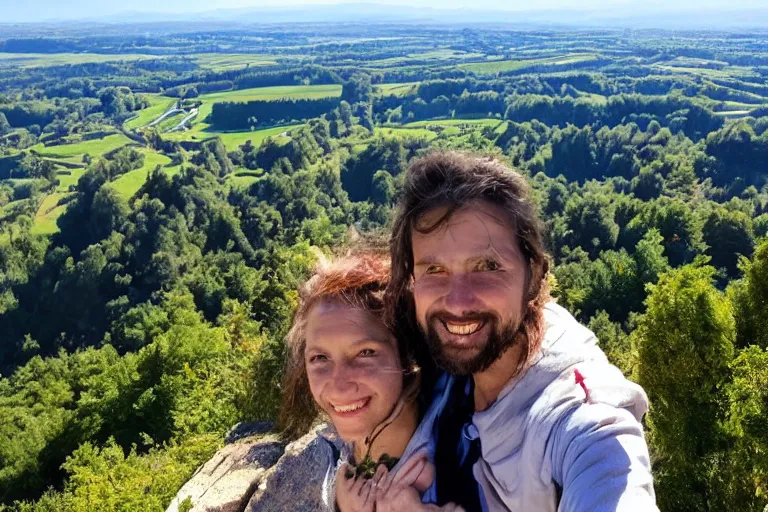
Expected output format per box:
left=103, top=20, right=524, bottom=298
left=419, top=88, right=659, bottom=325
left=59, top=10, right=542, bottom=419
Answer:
left=245, top=425, right=337, bottom=512
left=166, top=423, right=336, bottom=512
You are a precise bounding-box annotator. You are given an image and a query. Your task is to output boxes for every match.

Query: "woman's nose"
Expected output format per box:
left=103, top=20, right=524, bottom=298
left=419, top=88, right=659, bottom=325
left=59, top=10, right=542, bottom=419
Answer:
left=330, top=362, right=359, bottom=394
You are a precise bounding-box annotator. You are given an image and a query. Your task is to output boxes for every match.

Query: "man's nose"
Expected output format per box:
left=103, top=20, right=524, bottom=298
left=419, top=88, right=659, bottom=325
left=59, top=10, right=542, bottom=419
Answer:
left=443, top=274, right=481, bottom=313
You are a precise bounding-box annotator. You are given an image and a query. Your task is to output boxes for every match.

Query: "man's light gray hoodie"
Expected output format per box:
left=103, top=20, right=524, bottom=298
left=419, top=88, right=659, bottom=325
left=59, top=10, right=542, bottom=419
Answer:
left=468, top=301, right=657, bottom=511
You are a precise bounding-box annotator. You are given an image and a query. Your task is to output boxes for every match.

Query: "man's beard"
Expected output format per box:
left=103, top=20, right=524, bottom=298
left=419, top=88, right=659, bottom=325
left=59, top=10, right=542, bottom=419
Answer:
left=421, top=312, right=521, bottom=375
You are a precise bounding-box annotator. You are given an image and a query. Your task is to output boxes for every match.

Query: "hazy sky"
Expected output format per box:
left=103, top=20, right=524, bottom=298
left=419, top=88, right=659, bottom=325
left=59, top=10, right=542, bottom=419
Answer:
left=1, top=0, right=767, bottom=23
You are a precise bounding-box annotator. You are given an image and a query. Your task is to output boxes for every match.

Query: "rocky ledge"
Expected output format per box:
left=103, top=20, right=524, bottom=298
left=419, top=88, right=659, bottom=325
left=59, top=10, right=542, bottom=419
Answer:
left=166, top=422, right=336, bottom=512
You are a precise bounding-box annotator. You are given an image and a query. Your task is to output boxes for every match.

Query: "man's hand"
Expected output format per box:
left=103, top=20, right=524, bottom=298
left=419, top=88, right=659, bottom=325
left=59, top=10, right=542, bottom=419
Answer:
left=374, top=454, right=465, bottom=512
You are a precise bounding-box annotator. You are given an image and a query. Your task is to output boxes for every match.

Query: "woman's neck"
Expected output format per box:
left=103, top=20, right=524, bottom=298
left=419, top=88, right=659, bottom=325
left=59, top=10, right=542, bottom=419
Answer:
left=352, top=400, right=419, bottom=463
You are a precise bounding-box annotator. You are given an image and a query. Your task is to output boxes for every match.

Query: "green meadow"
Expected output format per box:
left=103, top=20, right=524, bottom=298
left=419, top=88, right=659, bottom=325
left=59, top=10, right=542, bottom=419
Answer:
left=30, top=192, right=72, bottom=235
left=109, top=149, right=182, bottom=199
left=125, top=95, right=176, bottom=130
left=0, top=52, right=160, bottom=68
left=30, top=133, right=133, bottom=159
left=191, top=53, right=280, bottom=71
left=375, top=82, right=420, bottom=97
left=458, top=53, right=599, bottom=75
left=165, top=124, right=301, bottom=150
left=402, top=118, right=504, bottom=128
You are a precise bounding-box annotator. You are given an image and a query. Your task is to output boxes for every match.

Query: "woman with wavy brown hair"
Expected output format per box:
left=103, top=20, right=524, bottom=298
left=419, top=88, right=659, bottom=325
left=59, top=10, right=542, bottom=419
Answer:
left=279, top=251, right=462, bottom=512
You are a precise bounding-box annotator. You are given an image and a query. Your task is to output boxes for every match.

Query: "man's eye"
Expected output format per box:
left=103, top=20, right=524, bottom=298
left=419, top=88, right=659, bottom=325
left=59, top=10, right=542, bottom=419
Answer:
left=477, top=259, right=500, bottom=271
left=358, top=349, right=376, bottom=357
left=425, top=265, right=446, bottom=275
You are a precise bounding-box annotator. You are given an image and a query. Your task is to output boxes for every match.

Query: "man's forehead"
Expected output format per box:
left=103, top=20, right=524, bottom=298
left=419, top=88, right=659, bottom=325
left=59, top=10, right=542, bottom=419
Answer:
left=413, top=201, right=515, bottom=238
left=411, top=201, right=521, bottom=258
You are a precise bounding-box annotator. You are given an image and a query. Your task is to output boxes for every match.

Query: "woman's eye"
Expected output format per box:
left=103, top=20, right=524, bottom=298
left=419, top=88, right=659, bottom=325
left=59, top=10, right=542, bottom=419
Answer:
left=309, top=354, right=328, bottom=363
left=358, top=349, right=376, bottom=357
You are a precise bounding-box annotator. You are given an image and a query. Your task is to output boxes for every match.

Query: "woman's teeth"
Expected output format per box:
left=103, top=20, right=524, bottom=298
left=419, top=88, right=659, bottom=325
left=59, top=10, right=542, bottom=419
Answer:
left=332, top=398, right=368, bottom=413
left=445, top=322, right=482, bottom=335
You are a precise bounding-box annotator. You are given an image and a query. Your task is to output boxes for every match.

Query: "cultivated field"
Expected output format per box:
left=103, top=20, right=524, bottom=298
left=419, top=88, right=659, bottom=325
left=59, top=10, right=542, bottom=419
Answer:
left=458, top=53, right=599, bottom=75
left=30, top=133, right=133, bottom=159
left=0, top=52, right=159, bottom=68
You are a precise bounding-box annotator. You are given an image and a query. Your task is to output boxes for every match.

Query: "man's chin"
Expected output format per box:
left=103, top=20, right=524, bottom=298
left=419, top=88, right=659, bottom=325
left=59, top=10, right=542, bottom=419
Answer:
left=434, top=345, right=485, bottom=375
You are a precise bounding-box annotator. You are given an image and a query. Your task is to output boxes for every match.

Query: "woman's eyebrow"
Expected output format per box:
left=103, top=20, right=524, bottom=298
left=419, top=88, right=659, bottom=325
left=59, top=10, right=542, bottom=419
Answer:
left=350, top=338, right=389, bottom=346
left=414, top=256, right=439, bottom=267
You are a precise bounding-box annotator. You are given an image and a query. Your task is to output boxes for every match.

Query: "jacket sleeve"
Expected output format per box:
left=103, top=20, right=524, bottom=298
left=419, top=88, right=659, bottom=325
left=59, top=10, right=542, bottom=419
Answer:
left=550, top=401, right=658, bottom=512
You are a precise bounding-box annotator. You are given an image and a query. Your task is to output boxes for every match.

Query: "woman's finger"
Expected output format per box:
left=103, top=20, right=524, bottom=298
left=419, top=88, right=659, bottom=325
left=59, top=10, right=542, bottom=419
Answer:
left=337, top=462, right=354, bottom=482
left=378, top=463, right=397, bottom=495
left=352, top=474, right=366, bottom=496
left=372, top=463, right=388, bottom=486
left=361, top=480, right=374, bottom=507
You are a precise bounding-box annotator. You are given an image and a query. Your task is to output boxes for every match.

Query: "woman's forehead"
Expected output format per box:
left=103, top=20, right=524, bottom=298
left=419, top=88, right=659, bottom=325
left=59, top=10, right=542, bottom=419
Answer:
left=306, top=299, right=392, bottom=344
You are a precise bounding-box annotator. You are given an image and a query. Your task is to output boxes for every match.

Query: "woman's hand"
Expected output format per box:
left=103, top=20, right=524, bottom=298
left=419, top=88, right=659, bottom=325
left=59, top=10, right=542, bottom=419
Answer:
left=335, top=463, right=376, bottom=512
left=374, top=455, right=465, bottom=512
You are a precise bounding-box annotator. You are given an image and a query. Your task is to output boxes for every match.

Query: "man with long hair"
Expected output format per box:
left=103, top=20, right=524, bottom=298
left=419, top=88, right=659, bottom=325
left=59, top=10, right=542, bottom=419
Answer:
left=386, top=151, right=657, bottom=511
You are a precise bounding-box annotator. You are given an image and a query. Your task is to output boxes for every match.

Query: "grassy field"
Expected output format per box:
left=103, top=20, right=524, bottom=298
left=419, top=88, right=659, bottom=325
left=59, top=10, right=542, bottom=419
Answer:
left=377, top=127, right=438, bottom=141
left=375, top=82, right=419, bottom=97
left=402, top=118, right=503, bottom=128
left=378, top=117, right=506, bottom=139
left=211, top=125, right=299, bottom=150
left=30, top=192, right=72, bottom=236
left=109, top=150, right=182, bottom=199
left=191, top=53, right=279, bottom=71
left=125, top=95, right=176, bottom=130
left=0, top=53, right=160, bottom=68
left=186, top=84, right=342, bottom=131
left=155, top=112, right=186, bottom=133
left=652, top=64, right=758, bottom=79
left=411, top=49, right=485, bottom=60
left=56, top=169, right=87, bottom=192
left=367, top=49, right=485, bottom=67
left=458, top=53, right=598, bottom=75
left=197, top=84, right=342, bottom=103
left=164, top=120, right=303, bottom=149
left=30, top=133, right=133, bottom=159
left=227, top=169, right=264, bottom=189
left=714, top=110, right=752, bottom=118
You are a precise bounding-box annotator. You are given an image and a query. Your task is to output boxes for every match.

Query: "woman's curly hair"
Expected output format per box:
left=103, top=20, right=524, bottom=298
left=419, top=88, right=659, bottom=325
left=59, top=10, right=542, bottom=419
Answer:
left=279, top=250, right=428, bottom=440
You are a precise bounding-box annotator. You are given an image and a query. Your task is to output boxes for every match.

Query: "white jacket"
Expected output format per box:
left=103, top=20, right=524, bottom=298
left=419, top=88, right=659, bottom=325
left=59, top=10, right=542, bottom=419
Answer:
left=469, top=302, right=658, bottom=511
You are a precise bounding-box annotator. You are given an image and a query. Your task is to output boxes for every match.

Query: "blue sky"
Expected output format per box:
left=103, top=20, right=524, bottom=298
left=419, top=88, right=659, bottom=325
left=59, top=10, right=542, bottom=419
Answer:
left=1, top=0, right=766, bottom=23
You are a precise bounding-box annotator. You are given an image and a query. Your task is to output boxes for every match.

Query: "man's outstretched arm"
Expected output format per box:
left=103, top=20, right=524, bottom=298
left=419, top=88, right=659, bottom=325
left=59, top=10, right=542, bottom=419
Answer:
left=550, top=402, right=658, bottom=512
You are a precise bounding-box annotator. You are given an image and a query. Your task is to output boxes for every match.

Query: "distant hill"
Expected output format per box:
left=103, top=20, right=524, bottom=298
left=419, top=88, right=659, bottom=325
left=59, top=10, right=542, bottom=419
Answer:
left=4, top=1, right=768, bottom=29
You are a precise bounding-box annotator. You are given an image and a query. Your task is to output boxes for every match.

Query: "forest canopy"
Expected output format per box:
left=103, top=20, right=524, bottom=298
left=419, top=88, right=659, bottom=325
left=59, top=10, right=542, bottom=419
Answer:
left=0, top=20, right=768, bottom=512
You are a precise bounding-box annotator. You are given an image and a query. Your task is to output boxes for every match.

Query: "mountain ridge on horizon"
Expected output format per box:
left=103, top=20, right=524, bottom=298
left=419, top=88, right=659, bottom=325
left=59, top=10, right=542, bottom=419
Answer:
left=3, top=1, right=768, bottom=29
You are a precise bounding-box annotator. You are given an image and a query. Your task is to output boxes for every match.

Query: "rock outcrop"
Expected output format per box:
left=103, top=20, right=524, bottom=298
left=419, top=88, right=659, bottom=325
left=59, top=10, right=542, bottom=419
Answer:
left=166, top=423, right=336, bottom=512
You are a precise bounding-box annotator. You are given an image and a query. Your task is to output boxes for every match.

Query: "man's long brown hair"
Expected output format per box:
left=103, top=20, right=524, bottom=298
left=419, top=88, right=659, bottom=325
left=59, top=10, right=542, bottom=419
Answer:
left=385, top=150, right=551, bottom=378
left=279, top=251, right=424, bottom=440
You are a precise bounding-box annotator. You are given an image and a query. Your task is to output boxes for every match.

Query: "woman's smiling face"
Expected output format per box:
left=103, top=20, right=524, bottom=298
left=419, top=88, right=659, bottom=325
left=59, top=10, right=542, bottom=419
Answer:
left=304, top=299, right=404, bottom=444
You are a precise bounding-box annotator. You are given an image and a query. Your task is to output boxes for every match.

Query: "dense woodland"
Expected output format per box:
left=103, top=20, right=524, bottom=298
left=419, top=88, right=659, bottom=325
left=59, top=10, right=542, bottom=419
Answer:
left=0, top=22, right=767, bottom=512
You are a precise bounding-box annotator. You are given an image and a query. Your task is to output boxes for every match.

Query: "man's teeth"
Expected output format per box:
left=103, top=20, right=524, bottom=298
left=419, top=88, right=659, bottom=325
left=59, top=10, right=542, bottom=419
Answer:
left=446, top=322, right=482, bottom=335
left=332, top=399, right=368, bottom=413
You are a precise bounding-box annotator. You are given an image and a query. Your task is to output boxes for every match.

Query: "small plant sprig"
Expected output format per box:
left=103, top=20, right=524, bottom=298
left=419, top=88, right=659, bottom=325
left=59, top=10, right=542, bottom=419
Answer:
left=345, top=453, right=400, bottom=480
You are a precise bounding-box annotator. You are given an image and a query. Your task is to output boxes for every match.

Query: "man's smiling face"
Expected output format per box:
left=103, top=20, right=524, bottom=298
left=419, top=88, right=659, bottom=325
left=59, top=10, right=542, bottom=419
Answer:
left=411, top=200, right=528, bottom=375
